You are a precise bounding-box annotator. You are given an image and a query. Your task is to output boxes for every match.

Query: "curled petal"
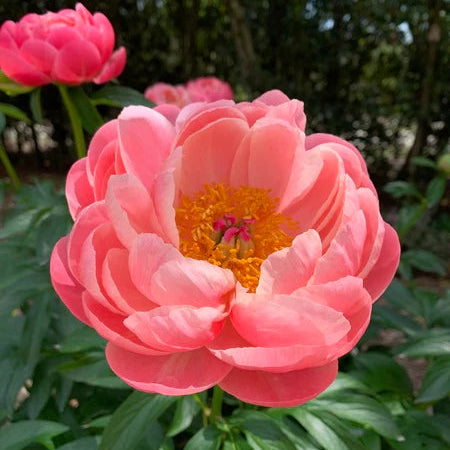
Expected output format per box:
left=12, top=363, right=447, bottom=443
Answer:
left=118, top=106, right=175, bottom=192
left=50, top=236, right=89, bottom=325
left=65, top=158, right=94, bottom=220
left=180, top=117, right=249, bottom=196
left=257, top=229, right=322, bottom=295
left=363, top=223, right=401, bottom=302
left=124, top=305, right=225, bottom=352
left=106, top=343, right=232, bottom=395
left=219, top=360, right=338, bottom=407
left=93, top=46, right=126, bottom=84
left=231, top=292, right=349, bottom=347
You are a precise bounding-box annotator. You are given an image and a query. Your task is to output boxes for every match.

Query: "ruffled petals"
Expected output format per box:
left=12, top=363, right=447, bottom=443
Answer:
left=106, top=343, right=232, bottom=395
left=219, top=360, right=338, bottom=407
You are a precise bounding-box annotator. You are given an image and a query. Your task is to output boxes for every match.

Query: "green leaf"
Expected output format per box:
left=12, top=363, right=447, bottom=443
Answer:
left=384, top=181, right=421, bottom=199
left=411, top=156, right=437, bottom=169
left=401, top=249, right=446, bottom=277
left=318, top=372, right=372, bottom=396
left=276, top=416, right=321, bottom=450
left=310, top=393, right=403, bottom=439
left=0, top=102, right=31, bottom=123
left=0, top=71, right=34, bottom=96
left=58, top=356, right=129, bottom=389
left=99, top=392, right=176, bottom=450
left=184, top=426, right=222, bottom=450
left=426, top=176, right=446, bottom=207
left=351, top=352, right=412, bottom=395
left=372, top=304, right=422, bottom=336
left=91, top=86, right=154, bottom=108
left=395, top=329, right=450, bottom=357
left=231, top=410, right=297, bottom=450
left=0, top=420, right=68, bottom=450
left=57, top=326, right=106, bottom=353
left=57, top=437, right=98, bottom=450
left=167, top=396, right=200, bottom=437
left=67, top=86, right=104, bottom=134
left=0, top=111, right=5, bottom=133
left=289, top=408, right=351, bottom=450
left=30, top=88, right=43, bottom=123
left=416, top=356, right=450, bottom=403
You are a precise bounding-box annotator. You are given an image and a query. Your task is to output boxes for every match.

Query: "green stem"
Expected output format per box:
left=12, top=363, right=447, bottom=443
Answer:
left=0, top=140, right=20, bottom=190
left=210, top=385, right=224, bottom=425
left=57, top=84, right=86, bottom=159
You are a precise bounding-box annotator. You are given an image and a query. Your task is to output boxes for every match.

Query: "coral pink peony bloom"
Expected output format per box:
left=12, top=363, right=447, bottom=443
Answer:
left=51, top=90, right=400, bottom=407
left=144, top=82, right=190, bottom=107
left=145, top=77, right=233, bottom=107
left=186, top=76, right=234, bottom=102
left=0, top=3, right=126, bottom=86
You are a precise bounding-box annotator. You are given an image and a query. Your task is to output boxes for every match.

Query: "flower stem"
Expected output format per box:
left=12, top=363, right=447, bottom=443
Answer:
left=210, top=385, right=224, bottom=425
left=57, top=84, right=86, bottom=159
left=0, top=140, right=21, bottom=190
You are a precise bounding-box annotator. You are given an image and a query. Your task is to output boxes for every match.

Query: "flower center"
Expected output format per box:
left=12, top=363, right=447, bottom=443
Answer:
left=175, top=183, right=298, bottom=292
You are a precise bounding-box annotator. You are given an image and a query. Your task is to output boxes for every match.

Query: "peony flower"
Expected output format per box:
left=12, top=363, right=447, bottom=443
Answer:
left=0, top=3, right=126, bottom=86
left=144, top=82, right=190, bottom=107
left=51, top=90, right=400, bottom=407
left=186, top=76, right=234, bottom=102
left=144, top=77, right=233, bottom=107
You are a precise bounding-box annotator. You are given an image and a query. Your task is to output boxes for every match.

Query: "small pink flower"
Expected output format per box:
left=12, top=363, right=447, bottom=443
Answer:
left=186, top=76, right=233, bottom=102
left=51, top=90, right=400, bottom=407
left=0, top=3, right=126, bottom=86
left=144, top=82, right=190, bottom=107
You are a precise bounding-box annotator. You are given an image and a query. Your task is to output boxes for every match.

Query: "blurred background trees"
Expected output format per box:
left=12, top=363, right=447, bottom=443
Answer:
left=0, top=0, right=448, bottom=184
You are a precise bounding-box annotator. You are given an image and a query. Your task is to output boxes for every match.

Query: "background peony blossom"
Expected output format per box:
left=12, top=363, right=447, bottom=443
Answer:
left=51, top=90, right=400, bottom=407
left=145, top=76, right=233, bottom=106
left=0, top=3, right=126, bottom=86
left=144, top=82, right=190, bottom=107
left=185, top=76, right=234, bottom=102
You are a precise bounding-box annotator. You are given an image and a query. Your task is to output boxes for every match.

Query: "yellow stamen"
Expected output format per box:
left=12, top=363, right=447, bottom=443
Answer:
left=176, top=183, right=298, bottom=292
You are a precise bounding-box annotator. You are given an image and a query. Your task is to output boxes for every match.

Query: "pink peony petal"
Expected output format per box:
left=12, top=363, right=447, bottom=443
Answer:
left=151, top=257, right=235, bottom=308
left=231, top=118, right=304, bottom=202
left=175, top=104, right=245, bottom=147
left=257, top=229, right=322, bottom=295
left=92, top=140, right=116, bottom=201
left=65, top=158, right=94, bottom=220
left=83, top=292, right=166, bottom=355
left=124, top=305, right=225, bottom=352
left=311, top=210, right=367, bottom=284
left=93, top=46, right=126, bottom=84
left=179, top=117, right=249, bottom=196
left=0, top=47, right=51, bottom=85
left=363, top=223, right=401, bottom=302
left=129, top=233, right=181, bottom=301
left=102, top=248, right=157, bottom=314
left=20, top=39, right=57, bottom=75
left=105, top=174, right=164, bottom=248
left=50, top=236, right=89, bottom=325
left=67, top=202, right=109, bottom=283
left=219, top=360, right=338, bottom=407
left=78, top=222, right=123, bottom=313
left=282, top=146, right=344, bottom=231
left=53, top=39, right=102, bottom=84
left=231, top=292, right=350, bottom=347
left=152, top=148, right=181, bottom=246
left=86, top=119, right=118, bottom=185
left=154, top=104, right=181, bottom=125
left=265, top=99, right=306, bottom=131
left=92, top=12, right=115, bottom=60
left=106, top=343, right=233, bottom=395
left=118, top=106, right=175, bottom=192
left=254, top=89, right=290, bottom=106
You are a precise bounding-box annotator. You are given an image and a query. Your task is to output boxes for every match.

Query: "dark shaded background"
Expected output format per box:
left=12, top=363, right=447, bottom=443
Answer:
left=0, top=0, right=448, bottom=184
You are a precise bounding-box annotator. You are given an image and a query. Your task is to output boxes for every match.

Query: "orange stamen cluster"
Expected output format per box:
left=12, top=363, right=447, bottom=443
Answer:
left=176, top=183, right=298, bottom=292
